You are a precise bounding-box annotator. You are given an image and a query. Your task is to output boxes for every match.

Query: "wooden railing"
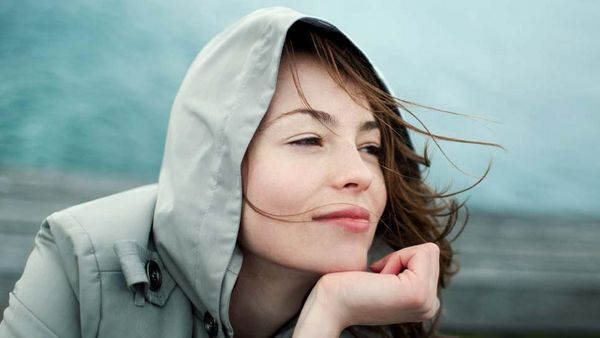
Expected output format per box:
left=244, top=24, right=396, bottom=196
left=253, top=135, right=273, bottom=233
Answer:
left=1, top=168, right=599, bottom=335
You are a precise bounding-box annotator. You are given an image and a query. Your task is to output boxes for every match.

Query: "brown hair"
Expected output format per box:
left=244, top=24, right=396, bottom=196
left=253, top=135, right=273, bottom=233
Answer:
left=273, top=21, right=498, bottom=337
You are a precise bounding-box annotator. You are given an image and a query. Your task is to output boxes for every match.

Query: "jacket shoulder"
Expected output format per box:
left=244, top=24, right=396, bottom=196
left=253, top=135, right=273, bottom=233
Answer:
left=46, top=183, right=158, bottom=272
left=0, top=185, right=159, bottom=338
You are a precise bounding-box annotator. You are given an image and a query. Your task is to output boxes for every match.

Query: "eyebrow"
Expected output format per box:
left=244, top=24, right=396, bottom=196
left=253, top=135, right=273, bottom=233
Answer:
left=262, top=108, right=380, bottom=132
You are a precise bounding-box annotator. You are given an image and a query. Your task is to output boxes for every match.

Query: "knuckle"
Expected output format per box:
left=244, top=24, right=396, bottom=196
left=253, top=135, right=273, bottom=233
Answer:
left=420, top=301, right=439, bottom=321
left=405, top=288, right=428, bottom=310
left=405, top=289, right=439, bottom=320
left=424, top=242, right=440, bottom=254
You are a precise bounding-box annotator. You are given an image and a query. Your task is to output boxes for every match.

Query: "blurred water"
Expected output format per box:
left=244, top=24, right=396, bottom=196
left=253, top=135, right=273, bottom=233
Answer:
left=1, top=0, right=599, bottom=218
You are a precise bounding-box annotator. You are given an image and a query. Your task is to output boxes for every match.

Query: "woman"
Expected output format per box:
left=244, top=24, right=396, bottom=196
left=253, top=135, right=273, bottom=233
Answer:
left=0, top=7, right=474, bottom=338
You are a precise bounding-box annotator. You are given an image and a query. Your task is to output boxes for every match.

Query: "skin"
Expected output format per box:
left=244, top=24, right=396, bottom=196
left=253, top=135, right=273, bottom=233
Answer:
left=230, top=53, right=440, bottom=338
left=240, top=55, right=386, bottom=275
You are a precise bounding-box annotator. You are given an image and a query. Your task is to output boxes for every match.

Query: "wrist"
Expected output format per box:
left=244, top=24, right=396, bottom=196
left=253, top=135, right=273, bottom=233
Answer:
left=293, top=279, right=346, bottom=337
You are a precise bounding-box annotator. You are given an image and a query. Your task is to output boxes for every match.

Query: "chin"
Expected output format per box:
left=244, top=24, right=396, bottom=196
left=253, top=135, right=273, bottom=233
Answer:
left=313, top=251, right=368, bottom=274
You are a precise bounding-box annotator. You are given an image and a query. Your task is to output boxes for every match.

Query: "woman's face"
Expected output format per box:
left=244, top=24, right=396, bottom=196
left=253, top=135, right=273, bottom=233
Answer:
left=240, top=53, right=387, bottom=274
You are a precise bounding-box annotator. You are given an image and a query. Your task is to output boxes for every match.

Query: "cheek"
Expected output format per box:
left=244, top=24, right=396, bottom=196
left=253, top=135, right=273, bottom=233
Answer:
left=244, top=152, right=321, bottom=215
left=366, top=163, right=387, bottom=217
left=375, top=171, right=387, bottom=214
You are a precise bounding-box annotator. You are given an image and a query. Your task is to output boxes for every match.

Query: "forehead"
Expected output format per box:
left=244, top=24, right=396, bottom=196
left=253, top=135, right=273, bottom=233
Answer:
left=264, top=53, right=375, bottom=124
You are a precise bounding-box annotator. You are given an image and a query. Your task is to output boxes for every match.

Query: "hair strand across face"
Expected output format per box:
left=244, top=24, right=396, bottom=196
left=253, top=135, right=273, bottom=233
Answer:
left=244, top=21, right=499, bottom=337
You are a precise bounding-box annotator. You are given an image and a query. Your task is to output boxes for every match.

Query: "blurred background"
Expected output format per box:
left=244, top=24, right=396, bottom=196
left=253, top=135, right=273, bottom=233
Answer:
left=1, top=0, right=598, bottom=336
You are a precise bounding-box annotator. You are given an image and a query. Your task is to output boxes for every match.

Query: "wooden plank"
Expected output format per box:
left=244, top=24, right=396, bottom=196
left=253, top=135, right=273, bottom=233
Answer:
left=440, top=212, right=600, bottom=333
left=1, top=167, right=599, bottom=334
left=442, top=283, right=600, bottom=333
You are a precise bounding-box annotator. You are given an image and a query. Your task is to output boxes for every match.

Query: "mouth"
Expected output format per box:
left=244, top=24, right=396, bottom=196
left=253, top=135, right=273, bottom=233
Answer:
left=312, top=207, right=371, bottom=233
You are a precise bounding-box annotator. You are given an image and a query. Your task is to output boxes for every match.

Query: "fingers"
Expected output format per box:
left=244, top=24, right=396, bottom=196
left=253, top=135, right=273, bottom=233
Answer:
left=391, top=243, right=440, bottom=322
left=379, top=252, right=406, bottom=275
left=368, top=251, right=395, bottom=272
left=404, top=243, right=439, bottom=279
left=371, top=242, right=440, bottom=277
left=333, top=243, right=441, bottom=327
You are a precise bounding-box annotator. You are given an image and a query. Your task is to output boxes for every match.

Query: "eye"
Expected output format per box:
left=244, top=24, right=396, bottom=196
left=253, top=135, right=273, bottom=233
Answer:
left=359, top=144, right=381, bottom=157
left=289, top=136, right=323, bottom=147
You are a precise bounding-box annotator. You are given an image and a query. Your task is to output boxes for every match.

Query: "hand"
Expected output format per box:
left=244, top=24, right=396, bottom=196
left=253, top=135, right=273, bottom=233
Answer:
left=294, top=243, right=440, bottom=336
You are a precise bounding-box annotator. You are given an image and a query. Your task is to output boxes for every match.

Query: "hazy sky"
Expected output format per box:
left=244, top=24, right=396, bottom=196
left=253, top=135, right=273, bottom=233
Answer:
left=1, top=0, right=598, bottom=218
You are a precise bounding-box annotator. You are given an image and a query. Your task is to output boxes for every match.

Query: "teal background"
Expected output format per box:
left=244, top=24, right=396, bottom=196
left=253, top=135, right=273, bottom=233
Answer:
left=1, top=0, right=599, bottom=218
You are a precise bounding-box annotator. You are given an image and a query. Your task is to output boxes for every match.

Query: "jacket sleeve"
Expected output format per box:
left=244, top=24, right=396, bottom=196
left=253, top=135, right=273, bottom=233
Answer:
left=0, top=218, right=82, bottom=338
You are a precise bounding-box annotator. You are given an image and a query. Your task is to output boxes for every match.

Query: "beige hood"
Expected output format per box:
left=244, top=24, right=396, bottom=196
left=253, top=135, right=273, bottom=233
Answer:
left=152, top=7, right=405, bottom=336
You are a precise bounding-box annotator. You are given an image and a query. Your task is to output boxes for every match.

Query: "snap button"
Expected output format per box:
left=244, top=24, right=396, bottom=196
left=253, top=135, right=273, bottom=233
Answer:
left=145, top=260, right=162, bottom=291
left=203, top=311, right=218, bottom=337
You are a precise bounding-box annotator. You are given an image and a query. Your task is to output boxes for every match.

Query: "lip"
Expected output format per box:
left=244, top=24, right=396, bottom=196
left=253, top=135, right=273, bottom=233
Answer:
left=313, top=207, right=371, bottom=233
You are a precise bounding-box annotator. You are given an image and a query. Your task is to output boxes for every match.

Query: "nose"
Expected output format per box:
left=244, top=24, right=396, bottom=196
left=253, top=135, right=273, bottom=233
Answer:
left=329, top=142, right=374, bottom=192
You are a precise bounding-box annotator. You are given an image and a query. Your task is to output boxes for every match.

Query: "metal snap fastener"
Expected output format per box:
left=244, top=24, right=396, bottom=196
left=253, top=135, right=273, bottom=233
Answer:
left=145, top=260, right=162, bottom=291
left=203, top=311, right=218, bottom=337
